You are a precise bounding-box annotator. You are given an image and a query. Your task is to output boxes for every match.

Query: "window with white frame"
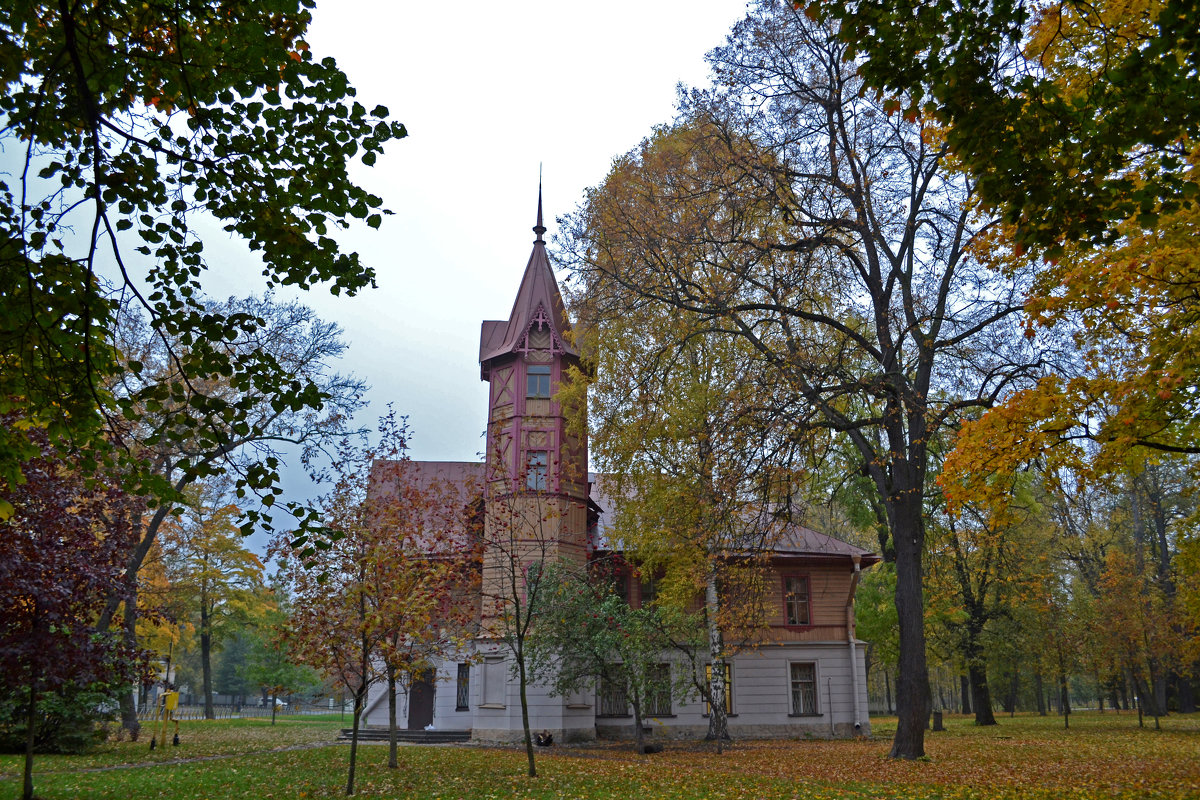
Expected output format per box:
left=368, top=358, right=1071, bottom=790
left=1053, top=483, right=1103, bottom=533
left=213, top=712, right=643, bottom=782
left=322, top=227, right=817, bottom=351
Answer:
left=455, top=663, right=470, bottom=710
left=482, top=657, right=506, bottom=707
left=789, top=662, right=818, bottom=715
left=597, top=672, right=628, bottom=717
left=645, top=663, right=671, bottom=716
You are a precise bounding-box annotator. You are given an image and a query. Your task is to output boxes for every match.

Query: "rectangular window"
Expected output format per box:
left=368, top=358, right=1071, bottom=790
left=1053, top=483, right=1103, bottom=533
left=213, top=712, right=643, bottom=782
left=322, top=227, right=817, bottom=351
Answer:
left=790, top=662, right=818, bottom=715
left=598, top=673, right=628, bottom=716
left=704, top=663, right=733, bottom=715
left=526, top=450, right=548, bottom=491
left=527, top=364, right=551, bottom=398
left=645, top=663, right=671, bottom=716
left=455, top=663, right=470, bottom=710
left=784, top=575, right=811, bottom=627
left=482, top=657, right=506, bottom=707
left=639, top=576, right=658, bottom=607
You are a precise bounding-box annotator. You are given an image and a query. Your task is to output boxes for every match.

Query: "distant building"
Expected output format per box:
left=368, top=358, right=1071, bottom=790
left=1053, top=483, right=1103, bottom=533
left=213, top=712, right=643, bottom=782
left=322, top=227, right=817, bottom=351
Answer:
left=363, top=198, right=878, bottom=741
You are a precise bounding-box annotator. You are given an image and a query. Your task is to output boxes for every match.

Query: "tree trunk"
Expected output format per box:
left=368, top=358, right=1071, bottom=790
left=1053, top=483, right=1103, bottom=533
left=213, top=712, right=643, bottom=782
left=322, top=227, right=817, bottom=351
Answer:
left=201, top=626, right=214, bottom=720
left=517, top=652, right=536, bottom=777
left=121, top=593, right=141, bottom=739
left=1058, top=669, right=1070, bottom=729
left=1151, top=662, right=1168, bottom=719
left=346, top=683, right=366, bottom=796
left=704, top=570, right=729, bottom=751
left=1145, top=659, right=1163, bottom=730
left=346, top=626, right=370, bottom=796
left=23, top=678, right=37, bottom=800
left=888, top=492, right=930, bottom=759
left=1176, top=671, right=1197, bottom=713
left=885, top=670, right=893, bottom=715
left=1002, top=669, right=1018, bottom=714
left=960, top=674, right=971, bottom=715
left=968, top=661, right=997, bottom=726
left=387, top=670, right=399, bottom=769
left=631, top=685, right=646, bottom=752
left=1034, top=671, right=1046, bottom=715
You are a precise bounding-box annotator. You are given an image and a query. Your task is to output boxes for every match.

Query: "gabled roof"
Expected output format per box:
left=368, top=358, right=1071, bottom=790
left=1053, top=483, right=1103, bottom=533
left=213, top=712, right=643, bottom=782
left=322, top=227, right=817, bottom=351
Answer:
left=772, top=524, right=881, bottom=566
left=586, top=472, right=880, bottom=566
left=479, top=196, right=578, bottom=365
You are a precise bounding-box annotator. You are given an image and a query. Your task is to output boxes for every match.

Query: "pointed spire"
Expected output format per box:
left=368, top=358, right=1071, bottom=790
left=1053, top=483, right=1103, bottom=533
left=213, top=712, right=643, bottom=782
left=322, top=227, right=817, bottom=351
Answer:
left=533, top=166, right=546, bottom=243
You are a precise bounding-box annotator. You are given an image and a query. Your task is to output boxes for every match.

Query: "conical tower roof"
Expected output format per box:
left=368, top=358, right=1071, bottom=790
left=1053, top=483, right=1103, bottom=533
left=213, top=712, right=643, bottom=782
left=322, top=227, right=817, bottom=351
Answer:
left=479, top=193, right=578, bottom=366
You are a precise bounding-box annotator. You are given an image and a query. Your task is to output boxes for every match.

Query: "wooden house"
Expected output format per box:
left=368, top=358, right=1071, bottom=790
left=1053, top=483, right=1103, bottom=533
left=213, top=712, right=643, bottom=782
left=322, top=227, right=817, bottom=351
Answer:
left=363, top=198, right=879, bottom=741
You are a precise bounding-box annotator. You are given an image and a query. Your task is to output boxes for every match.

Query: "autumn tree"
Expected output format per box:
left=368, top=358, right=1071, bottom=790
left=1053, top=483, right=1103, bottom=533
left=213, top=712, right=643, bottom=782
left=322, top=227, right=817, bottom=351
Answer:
left=926, top=467, right=1056, bottom=725
left=851, top=0, right=1200, bottom=539
left=364, top=458, right=480, bottom=771
left=560, top=2, right=1037, bottom=758
left=158, top=481, right=269, bottom=719
left=560, top=289, right=794, bottom=744
left=0, top=1, right=404, bottom=502
left=278, top=412, right=479, bottom=795
left=821, top=0, right=1198, bottom=251
left=99, top=294, right=362, bottom=735
left=0, top=421, right=148, bottom=800
left=478, top=481, right=567, bottom=778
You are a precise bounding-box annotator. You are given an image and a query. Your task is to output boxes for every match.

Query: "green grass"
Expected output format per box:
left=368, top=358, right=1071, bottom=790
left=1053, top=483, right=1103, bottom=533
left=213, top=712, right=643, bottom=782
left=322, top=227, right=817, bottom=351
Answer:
left=3, top=711, right=1198, bottom=799
left=0, top=716, right=343, bottom=775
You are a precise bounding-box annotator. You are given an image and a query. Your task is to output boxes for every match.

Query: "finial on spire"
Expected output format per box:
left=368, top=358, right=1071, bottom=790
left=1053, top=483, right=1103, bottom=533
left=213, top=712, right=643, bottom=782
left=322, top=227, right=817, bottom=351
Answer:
left=533, top=164, right=546, bottom=243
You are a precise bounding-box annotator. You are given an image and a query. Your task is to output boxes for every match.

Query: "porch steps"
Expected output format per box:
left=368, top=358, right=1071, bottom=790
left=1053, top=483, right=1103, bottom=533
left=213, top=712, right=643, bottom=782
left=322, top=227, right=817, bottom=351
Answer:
left=338, top=727, right=471, bottom=744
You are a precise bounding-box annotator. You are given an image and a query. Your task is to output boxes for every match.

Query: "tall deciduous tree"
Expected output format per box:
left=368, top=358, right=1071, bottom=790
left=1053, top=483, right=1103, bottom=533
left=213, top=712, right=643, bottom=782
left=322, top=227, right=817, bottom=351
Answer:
left=561, top=298, right=791, bottom=745
left=277, top=412, right=479, bottom=795
left=364, top=457, right=480, bottom=771
left=0, top=0, right=404, bottom=521
left=561, top=3, right=1037, bottom=758
left=926, top=469, right=1054, bottom=726
left=158, top=482, right=268, bottom=719
left=100, top=294, right=362, bottom=736
left=837, top=0, right=1200, bottom=513
left=479, top=484, right=564, bottom=778
left=0, top=420, right=148, bottom=800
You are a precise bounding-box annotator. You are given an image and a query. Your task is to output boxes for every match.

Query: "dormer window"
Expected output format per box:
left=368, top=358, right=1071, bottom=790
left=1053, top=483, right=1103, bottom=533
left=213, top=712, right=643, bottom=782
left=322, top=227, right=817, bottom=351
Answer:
left=527, top=365, right=551, bottom=398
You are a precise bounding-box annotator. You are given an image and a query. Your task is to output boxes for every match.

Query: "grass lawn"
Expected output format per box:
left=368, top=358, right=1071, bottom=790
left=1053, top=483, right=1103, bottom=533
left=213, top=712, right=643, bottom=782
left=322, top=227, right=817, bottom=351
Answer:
left=2, top=711, right=1197, bottom=799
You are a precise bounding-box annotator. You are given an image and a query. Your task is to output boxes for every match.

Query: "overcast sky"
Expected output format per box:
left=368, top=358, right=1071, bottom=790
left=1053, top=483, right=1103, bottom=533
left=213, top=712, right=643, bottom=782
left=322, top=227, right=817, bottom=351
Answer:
left=243, top=1, right=752, bottom=468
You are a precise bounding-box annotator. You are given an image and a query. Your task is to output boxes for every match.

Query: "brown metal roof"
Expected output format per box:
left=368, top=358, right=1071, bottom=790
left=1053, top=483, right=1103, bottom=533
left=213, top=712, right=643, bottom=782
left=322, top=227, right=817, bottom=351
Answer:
left=585, top=472, right=880, bottom=565
left=772, top=523, right=881, bottom=566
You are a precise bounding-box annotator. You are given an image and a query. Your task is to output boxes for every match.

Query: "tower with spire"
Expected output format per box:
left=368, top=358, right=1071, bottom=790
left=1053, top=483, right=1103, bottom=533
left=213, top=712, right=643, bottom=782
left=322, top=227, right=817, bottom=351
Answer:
left=473, top=191, right=594, bottom=742
left=359, top=189, right=879, bottom=744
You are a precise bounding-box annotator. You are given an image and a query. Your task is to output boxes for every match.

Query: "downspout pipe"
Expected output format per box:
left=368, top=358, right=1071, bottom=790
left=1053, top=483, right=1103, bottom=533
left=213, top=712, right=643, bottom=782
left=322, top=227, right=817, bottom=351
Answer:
left=846, top=554, right=863, bottom=735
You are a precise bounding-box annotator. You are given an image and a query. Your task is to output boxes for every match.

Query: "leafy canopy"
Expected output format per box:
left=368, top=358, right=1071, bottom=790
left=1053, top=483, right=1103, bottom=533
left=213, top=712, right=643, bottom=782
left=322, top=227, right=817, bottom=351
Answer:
left=0, top=0, right=405, bottom=522
left=819, top=0, right=1199, bottom=250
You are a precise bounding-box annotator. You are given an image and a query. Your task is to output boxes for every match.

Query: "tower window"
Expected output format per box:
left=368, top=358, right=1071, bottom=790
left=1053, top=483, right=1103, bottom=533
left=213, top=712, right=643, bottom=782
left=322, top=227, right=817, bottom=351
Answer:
left=527, top=365, right=551, bottom=398
left=526, top=450, right=549, bottom=491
